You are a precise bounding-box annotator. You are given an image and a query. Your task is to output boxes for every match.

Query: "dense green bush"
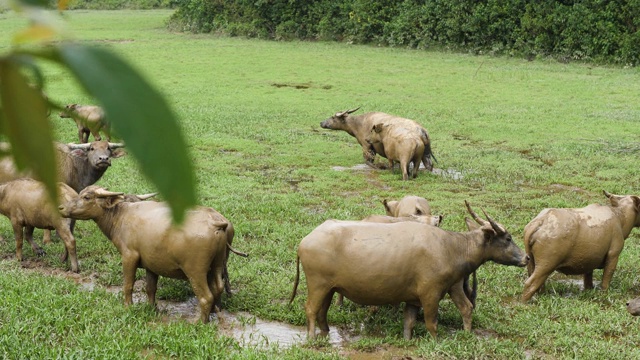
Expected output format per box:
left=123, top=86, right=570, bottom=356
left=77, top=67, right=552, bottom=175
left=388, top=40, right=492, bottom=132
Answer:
left=168, top=0, right=640, bottom=66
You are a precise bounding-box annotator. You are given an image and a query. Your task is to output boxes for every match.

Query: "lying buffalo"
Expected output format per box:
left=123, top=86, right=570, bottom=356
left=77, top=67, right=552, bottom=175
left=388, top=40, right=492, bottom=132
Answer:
left=362, top=214, right=442, bottom=226
left=383, top=195, right=431, bottom=217
left=59, top=186, right=233, bottom=323
left=522, top=191, right=640, bottom=302
left=320, top=108, right=435, bottom=171
left=0, top=179, right=79, bottom=272
left=367, top=123, right=425, bottom=180
left=290, top=202, right=528, bottom=339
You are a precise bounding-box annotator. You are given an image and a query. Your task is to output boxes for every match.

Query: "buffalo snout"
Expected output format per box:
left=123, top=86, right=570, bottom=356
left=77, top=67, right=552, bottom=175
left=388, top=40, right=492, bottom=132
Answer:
left=320, top=120, right=329, bottom=129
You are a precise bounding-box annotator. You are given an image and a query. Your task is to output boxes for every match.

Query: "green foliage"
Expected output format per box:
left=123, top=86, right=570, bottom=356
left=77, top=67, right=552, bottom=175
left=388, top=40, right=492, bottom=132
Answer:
left=0, top=1, right=196, bottom=222
left=169, top=0, right=640, bottom=66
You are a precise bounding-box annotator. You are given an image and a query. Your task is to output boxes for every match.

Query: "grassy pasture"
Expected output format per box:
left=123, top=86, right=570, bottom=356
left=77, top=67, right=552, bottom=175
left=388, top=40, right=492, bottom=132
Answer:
left=1, top=9, right=640, bottom=359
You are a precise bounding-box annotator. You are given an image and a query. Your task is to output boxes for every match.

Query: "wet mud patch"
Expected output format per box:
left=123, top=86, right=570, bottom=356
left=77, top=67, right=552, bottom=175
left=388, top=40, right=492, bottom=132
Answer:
left=271, top=82, right=332, bottom=90
left=332, top=164, right=465, bottom=180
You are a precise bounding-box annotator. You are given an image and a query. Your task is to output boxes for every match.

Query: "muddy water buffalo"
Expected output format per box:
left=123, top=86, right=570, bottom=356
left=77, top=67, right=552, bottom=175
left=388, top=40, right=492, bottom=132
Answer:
left=522, top=191, right=640, bottom=302
left=362, top=214, right=443, bottom=226
left=367, top=123, right=425, bottom=180
left=59, top=186, right=232, bottom=323
left=627, top=297, right=640, bottom=316
left=383, top=195, right=431, bottom=217
left=290, top=202, right=528, bottom=339
left=0, top=179, right=79, bottom=272
left=320, top=108, right=435, bottom=171
left=0, top=141, right=125, bottom=244
left=59, top=104, right=110, bottom=143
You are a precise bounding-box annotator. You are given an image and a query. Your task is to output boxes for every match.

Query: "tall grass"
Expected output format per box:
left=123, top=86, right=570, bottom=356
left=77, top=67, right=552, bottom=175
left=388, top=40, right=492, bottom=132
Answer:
left=1, top=9, right=640, bottom=359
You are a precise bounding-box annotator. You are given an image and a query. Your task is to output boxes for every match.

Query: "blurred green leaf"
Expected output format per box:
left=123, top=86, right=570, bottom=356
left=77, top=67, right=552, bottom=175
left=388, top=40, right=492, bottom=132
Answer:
left=54, top=44, right=196, bottom=223
left=0, top=58, right=58, bottom=202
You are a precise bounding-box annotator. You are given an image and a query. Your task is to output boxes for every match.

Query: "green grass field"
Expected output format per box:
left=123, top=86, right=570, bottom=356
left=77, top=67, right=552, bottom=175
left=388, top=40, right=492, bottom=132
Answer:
left=1, top=9, right=640, bottom=359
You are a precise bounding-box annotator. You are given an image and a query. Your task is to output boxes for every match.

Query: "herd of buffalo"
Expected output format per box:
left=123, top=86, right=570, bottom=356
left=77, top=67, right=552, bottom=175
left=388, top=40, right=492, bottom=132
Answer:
left=1, top=106, right=639, bottom=341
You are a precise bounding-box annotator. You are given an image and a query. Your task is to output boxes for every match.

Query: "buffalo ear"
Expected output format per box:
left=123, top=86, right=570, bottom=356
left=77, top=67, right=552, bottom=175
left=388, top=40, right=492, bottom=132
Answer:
left=480, top=224, right=497, bottom=240
left=103, top=195, right=125, bottom=209
left=632, top=196, right=640, bottom=213
left=111, top=148, right=127, bottom=158
left=69, top=149, right=87, bottom=158
left=465, top=217, right=480, bottom=231
left=372, top=124, right=383, bottom=133
left=383, top=199, right=398, bottom=216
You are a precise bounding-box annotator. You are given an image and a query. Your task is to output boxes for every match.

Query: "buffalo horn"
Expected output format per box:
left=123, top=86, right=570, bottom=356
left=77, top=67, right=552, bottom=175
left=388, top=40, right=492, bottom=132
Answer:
left=66, top=143, right=91, bottom=150
left=108, top=142, right=125, bottom=149
left=346, top=106, right=361, bottom=114
left=464, top=200, right=486, bottom=226
left=94, top=188, right=125, bottom=198
left=603, top=190, right=613, bottom=198
left=136, top=192, right=158, bottom=200
left=481, top=208, right=505, bottom=234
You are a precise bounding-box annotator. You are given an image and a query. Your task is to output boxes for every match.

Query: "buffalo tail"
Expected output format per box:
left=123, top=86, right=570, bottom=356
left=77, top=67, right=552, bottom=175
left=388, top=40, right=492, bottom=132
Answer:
left=289, top=256, right=300, bottom=304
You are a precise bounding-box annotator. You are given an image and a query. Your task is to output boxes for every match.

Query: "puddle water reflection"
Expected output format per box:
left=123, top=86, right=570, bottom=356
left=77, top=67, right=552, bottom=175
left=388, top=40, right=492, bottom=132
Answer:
left=80, top=280, right=359, bottom=349
left=332, top=164, right=465, bottom=180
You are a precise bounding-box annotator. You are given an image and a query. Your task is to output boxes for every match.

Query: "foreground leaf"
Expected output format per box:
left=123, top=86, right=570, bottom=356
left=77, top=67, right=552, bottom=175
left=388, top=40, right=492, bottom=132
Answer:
left=55, top=44, right=196, bottom=223
left=0, top=58, right=58, bottom=202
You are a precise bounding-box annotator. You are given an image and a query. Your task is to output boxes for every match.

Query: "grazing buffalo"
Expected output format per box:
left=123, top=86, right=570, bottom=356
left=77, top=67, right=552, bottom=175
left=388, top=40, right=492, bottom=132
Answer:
left=320, top=108, right=435, bottom=171
left=383, top=195, right=431, bottom=217
left=522, top=191, right=640, bottom=302
left=290, top=202, right=528, bottom=339
left=0, top=141, right=125, bottom=244
left=0, top=179, right=79, bottom=272
left=59, top=186, right=232, bottom=323
left=59, top=104, right=111, bottom=143
left=367, top=123, right=425, bottom=180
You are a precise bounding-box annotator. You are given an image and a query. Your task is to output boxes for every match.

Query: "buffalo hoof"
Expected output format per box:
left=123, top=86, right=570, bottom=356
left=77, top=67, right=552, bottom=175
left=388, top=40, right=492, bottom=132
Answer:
left=35, top=249, right=46, bottom=257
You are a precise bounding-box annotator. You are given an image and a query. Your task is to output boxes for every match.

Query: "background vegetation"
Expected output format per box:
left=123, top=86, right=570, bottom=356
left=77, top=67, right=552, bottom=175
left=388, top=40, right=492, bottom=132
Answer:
left=1, top=9, right=640, bottom=359
left=169, top=0, right=640, bottom=66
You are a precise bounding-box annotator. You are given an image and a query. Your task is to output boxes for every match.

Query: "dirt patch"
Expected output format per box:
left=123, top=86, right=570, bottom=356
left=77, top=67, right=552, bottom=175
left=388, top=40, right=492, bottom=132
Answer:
left=332, top=164, right=464, bottom=180
left=271, top=82, right=332, bottom=90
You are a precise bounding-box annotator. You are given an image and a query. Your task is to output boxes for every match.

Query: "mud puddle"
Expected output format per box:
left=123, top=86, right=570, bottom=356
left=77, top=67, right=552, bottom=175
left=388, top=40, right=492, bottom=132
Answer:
left=332, top=164, right=464, bottom=180
left=80, top=277, right=360, bottom=349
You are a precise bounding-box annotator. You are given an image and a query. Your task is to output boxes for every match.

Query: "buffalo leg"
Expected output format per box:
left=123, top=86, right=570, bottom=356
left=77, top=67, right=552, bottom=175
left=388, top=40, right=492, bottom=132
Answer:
left=601, top=253, right=621, bottom=290
left=43, top=230, right=52, bottom=244
left=57, top=225, right=78, bottom=273
left=420, top=294, right=441, bottom=338
left=449, top=280, right=473, bottom=331
left=121, top=255, right=140, bottom=306
left=186, top=271, right=214, bottom=323
left=335, top=293, right=344, bottom=306
left=304, top=284, right=332, bottom=339
left=207, top=265, right=225, bottom=318
left=12, top=223, right=25, bottom=261
left=316, top=290, right=335, bottom=336
left=584, top=271, right=594, bottom=290
left=403, top=303, right=420, bottom=340
left=145, top=270, right=159, bottom=306
left=400, top=160, right=409, bottom=181
left=522, top=267, right=554, bottom=302
left=22, top=225, right=45, bottom=258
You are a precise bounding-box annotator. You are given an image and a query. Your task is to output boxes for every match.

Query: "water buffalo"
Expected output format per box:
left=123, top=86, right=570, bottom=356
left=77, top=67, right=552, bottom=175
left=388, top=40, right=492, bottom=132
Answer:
left=59, top=186, right=232, bottom=323
left=0, top=141, right=125, bottom=243
left=59, top=104, right=110, bottom=143
left=290, top=202, right=528, bottom=339
left=362, top=214, right=443, bottom=226
left=320, top=108, right=435, bottom=171
left=367, top=123, right=425, bottom=180
left=521, top=190, right=640, bottom=302
left=383, top=195, right=431, bottom=217
left=0, top=179, right=79, bottom=272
